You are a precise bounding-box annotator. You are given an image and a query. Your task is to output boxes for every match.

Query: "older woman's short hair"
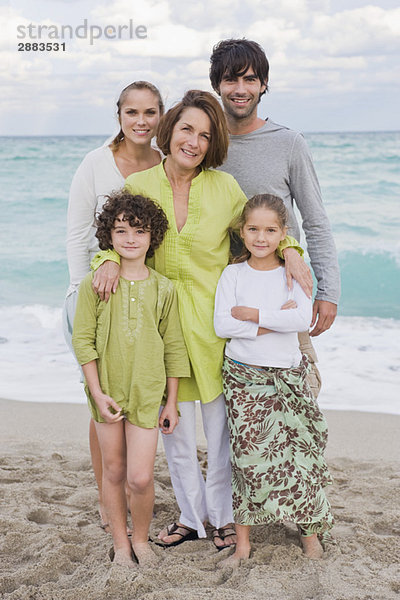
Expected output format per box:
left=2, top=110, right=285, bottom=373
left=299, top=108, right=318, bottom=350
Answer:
left=156, top=90, right=229, bottom=169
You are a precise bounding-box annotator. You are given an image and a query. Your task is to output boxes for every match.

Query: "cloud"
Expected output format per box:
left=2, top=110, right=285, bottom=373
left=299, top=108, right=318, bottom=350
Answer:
left=1, top=0, right=399, bottom=134
left=308, top=7, right=400, bottom=56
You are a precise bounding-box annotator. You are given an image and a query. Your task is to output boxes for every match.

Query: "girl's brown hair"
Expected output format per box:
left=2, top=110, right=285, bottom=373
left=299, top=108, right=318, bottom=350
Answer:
left=110, top=81, right=164, bottom=152
left=232, top=194, right=288, bottom=264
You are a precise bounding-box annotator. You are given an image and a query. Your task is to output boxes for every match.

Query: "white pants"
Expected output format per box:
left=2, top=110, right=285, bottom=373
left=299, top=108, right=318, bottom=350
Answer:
left=161, top=395, right=233, bottom=538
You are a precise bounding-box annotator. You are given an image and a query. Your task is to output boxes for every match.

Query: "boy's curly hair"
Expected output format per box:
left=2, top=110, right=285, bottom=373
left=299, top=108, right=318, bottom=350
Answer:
left=95, top=190, right=169, bottom=258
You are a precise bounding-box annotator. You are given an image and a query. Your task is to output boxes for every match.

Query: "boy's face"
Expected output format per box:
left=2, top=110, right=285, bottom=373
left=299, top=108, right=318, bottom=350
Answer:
left=111, top=214, right=151, bottom=262
left=218, top=67, right=267, bottom=122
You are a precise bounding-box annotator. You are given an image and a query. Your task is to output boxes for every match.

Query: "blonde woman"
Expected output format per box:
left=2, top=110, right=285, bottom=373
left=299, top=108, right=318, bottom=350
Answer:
left=64, top=81, right=164, bottom=531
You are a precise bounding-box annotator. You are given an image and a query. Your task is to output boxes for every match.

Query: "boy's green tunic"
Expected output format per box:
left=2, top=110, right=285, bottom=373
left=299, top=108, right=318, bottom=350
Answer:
left=72, top=268, right=190, bottom=427
left=92, top=162, right=301, bottom=405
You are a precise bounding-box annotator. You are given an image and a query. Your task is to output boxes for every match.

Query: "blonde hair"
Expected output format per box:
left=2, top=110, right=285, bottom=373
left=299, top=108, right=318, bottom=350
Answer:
left=110, top=81, right=164, bottom=152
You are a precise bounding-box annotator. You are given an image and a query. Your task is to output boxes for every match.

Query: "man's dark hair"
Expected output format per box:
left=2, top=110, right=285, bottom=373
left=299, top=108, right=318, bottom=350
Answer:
left=210, top=38, right=269, bottom=97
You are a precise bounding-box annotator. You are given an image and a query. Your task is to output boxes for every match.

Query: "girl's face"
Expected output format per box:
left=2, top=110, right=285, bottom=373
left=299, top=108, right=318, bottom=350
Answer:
left=119, top=88, right=161, bottom=146
left=240, top=207, right=287, bottom=262
left=111, top=214, right=151, bottom=262
left=168, top=107, right=211, bottom=172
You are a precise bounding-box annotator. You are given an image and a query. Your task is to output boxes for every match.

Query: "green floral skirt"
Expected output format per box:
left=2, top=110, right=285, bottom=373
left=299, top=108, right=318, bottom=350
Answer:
left=222, top=355, right=333, bottom=536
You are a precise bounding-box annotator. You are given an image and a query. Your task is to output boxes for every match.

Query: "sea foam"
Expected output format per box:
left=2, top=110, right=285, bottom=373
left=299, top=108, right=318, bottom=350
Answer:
left=0, top=304, right=85, bottom=404
left=0, top=305, right=399, bottom=414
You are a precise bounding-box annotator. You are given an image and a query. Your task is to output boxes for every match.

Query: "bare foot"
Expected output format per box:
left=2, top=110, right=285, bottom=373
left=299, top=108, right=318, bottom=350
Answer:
left=212, top=524, right=236, bottom=550
left=131, top=541, right=158, bottom=567
left=218, top=547, right=250, bottom=569
left=113, top=548, right=136, bottom=568
left=301, top=534, right=324, bottom=559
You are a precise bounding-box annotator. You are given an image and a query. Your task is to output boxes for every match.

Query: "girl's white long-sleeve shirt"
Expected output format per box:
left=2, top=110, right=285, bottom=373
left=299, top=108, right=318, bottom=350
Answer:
left=214, top=262, right=312, bottom=368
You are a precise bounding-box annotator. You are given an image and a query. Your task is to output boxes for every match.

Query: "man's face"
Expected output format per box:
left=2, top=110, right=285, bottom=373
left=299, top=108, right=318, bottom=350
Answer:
left=218, top=67, right=267, bottom=122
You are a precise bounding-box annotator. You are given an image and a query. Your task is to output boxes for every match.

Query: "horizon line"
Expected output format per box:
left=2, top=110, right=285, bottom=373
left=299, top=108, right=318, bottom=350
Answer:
left=0, top=129, right=399, bottom=137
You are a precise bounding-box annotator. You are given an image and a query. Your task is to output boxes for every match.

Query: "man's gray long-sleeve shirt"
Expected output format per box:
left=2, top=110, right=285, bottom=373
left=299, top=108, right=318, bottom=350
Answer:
left=219, top=119, right=340, bottom=304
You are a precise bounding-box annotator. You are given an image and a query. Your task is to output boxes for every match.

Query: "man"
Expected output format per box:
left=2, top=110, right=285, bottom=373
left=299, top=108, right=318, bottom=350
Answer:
left=210, top=39, right=340, bottom=356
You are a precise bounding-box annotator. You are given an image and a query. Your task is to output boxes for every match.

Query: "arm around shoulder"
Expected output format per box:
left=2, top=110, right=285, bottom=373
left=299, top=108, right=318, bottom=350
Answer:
left=278, top=235, right=304, bottom=259
left=90, top=249, right=121, bottom=302
left=90, top=248, right=120, bottom=271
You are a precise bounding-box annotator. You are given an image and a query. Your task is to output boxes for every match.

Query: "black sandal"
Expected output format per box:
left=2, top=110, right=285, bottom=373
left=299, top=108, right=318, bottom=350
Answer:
left=212, top=525, right=237, bottom=551
left=156, top=523, right=198, bottom=547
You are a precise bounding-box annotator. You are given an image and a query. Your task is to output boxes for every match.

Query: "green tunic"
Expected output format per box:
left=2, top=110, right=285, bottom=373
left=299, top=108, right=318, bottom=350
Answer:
left=91, top=162, right=302, bottom=404
left=72, top=268, right=190, bottom=427
left=125, top=163, right=247, bottom=404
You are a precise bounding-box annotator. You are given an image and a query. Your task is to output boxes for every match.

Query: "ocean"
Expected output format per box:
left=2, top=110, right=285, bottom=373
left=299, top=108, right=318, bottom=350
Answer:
left=0, top=132, right=399, bottom=414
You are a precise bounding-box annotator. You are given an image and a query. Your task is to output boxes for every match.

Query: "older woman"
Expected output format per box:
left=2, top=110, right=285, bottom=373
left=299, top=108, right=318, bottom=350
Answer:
left=92, top=90, right=303, bottom=549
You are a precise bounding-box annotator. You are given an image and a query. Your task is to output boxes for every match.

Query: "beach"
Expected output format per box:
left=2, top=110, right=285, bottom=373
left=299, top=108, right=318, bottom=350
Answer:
left=0, top=399, right=399, bottom=600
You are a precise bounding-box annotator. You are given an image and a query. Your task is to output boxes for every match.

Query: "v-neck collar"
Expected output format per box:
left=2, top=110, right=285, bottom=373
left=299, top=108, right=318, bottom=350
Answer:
left=159, top=160, right=204, bottom=235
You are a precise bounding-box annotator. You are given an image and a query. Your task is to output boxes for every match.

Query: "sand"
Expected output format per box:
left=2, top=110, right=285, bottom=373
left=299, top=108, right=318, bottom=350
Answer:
left=0, top=398, right=399, bottom=600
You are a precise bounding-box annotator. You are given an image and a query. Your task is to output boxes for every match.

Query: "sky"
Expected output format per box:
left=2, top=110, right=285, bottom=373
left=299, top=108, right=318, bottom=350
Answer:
left=1, top=0, right=399, bottom=135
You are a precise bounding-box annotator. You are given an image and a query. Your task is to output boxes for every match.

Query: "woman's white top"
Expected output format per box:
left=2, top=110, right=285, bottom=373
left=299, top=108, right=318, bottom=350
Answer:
left=214, top=262, right=312, bottom=368
left=66, top=145, right=125, bottom=294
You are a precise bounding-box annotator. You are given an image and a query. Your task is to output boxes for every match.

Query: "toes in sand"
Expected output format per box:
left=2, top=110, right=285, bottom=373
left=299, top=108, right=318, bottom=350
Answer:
left=113, top=548, right=137, bottom=568
left=301, top=534, right=324, bottom=560
left=218, top=549, right=250, bottom=569
left=131, top=541, right=158, bottom=567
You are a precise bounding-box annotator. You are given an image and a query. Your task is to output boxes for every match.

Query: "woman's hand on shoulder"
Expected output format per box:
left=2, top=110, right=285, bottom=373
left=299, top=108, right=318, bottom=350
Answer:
left=283, top=247, right=313, bottom=298
left=92, top=261, right=120, bottom=302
